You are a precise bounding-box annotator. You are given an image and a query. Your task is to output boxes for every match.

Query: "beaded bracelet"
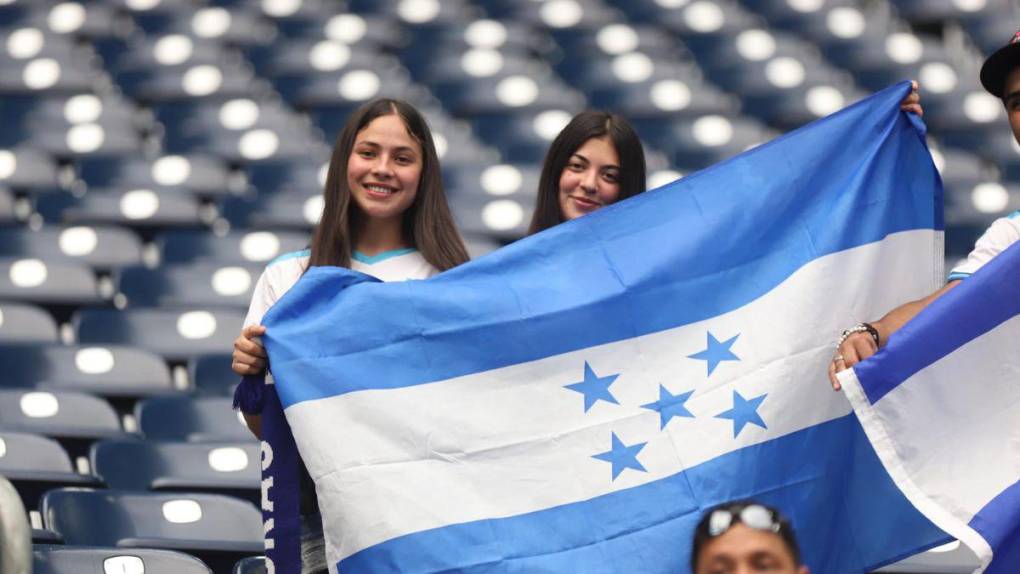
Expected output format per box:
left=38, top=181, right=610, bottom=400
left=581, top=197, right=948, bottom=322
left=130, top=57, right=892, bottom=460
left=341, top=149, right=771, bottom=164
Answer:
left=837, top=322, right=880, bottom=348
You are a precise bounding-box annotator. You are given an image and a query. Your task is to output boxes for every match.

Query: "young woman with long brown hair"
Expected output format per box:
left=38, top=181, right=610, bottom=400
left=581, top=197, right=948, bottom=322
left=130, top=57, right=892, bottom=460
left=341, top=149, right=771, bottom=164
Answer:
left=229, top=97, right=469, bottom=574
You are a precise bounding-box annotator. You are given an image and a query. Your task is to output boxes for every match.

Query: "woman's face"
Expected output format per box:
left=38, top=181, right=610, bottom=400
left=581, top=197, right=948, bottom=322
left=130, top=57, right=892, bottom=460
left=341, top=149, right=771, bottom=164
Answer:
left=695, top=524, right=807, bottom=574
left=557, top=136, right=621, bottom=222
left=346, top=114, right=423, bottom=223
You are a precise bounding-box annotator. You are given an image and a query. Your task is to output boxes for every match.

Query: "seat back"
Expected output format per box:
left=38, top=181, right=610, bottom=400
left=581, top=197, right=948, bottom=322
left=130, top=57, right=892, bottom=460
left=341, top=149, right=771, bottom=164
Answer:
left=136, top=396, right=254, bottom=442
left=34, top=546, right=213, bottom=574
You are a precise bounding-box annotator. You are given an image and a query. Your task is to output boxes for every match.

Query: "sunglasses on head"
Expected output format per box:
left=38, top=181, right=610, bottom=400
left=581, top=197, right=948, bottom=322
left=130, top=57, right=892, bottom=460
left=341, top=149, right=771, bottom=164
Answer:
left=706, top=504, right=782, bottom=537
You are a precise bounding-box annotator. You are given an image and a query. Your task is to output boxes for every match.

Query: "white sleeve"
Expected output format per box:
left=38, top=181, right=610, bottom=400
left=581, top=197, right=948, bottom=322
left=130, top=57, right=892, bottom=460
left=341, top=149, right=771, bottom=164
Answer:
left=243, top=267, right=278, bottom=328
left=948, top=215, right=1020, bottom=280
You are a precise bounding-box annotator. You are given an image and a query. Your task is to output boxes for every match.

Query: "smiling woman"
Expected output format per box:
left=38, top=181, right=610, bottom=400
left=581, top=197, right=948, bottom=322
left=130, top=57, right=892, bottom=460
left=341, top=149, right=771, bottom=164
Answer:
left=527, top=110, right=647, bottom=234
left=229, top=98, right=469, bottom=574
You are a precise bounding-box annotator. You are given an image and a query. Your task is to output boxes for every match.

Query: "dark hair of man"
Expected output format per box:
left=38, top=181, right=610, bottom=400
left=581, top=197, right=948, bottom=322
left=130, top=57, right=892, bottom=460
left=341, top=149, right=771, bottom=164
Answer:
left=690, top=500, right=803, bottom=571
left=308, top=98, right=469, bottom=271
left=527, top=110, right=647, bottom=235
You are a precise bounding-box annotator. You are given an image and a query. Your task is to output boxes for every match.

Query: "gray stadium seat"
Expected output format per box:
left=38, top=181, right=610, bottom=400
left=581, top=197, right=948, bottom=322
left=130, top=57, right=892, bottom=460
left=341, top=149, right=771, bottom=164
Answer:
left=34, top=546, right=213, bottom=574
left=0, top=225, right=143, bottom=270
left=117, top=263, right=262, bottom=309
left=0, top=389, right=123, bottom=441
left=0, top=344, right=175, bottom=398
left=0, top=302, right=59, bottom=343
left=42, top=489, right=262, bottom=572
left=136, top=396, right=255, bottom=442
left=91, top=439, right=260, bottom=497
left=0, top=257, right=101, bottom=306
left=189, top=353, right=238, bottom=396
left=74, top=307, right=246, bottom=362
left=0, top=431, right=99, bottom=510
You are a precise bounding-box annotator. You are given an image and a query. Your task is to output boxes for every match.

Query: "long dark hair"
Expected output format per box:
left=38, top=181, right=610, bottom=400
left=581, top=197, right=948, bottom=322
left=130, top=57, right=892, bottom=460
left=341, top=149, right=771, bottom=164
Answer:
left=527, top=110, right=646, bottom=235
left=308, top=98, right=469, bottom=271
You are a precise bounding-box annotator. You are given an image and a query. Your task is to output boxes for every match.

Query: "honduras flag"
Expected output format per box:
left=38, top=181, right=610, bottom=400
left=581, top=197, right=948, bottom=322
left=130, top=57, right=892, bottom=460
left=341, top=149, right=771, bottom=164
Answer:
left=257, top=82, right=949, bottom=573
left=840, top=240, right=1020, bottom=574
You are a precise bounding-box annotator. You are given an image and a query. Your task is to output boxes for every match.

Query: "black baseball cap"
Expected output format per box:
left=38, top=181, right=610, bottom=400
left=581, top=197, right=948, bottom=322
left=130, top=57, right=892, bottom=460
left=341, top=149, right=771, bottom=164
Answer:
left=980, top=30, right=1020, bottom=98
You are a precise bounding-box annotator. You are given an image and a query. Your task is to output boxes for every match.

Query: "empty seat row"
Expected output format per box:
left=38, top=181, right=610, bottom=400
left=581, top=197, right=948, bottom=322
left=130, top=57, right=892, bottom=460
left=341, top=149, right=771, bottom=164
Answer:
left=0, top=391, right=251, bottom=443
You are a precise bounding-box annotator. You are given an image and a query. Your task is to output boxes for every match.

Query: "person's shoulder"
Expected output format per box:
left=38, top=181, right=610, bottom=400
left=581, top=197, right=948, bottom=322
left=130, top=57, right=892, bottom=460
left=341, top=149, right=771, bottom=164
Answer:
left=267, top=249, right=311, bottom=268
left=985, top=211, right=1020, bottom=238
left=261, top=249, right=310, bottom=284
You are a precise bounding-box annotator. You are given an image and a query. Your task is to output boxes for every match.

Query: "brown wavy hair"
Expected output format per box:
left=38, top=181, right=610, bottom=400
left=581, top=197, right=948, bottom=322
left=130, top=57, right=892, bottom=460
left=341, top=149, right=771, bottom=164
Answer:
left=527, top=111, right=647, bottom=235
left=308, top=98, right=469, bottom=271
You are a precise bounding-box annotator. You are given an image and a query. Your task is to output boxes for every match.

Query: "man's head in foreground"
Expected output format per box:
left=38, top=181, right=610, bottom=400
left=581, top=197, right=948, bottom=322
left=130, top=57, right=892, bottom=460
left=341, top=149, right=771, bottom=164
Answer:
left=691, top=501, right=809, bottom=574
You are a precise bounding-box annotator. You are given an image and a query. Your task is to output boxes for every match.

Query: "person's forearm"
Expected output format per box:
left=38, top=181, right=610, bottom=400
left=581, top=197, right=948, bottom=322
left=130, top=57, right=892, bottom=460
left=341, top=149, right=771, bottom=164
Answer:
left=243, top=413, right=262, bottom=440
left=871, top=281, right=960, bottom=346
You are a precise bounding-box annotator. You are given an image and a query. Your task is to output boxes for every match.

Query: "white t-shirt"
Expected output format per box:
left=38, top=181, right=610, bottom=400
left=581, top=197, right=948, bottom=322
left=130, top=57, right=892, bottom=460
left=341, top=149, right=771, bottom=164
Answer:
left=243, top=247, right=439, bottom=327
left=948, top=211, right=1020, bottom=281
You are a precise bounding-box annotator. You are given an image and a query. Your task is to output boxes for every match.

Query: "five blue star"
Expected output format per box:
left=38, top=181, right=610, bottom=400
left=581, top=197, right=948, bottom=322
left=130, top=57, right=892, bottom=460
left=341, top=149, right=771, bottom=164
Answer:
left=715, top=389, right=768, bottom=437
left=641, top=384, right=695, bottom=429
left=564, top=361, right=620, bottom=412
left=688, top=332, right=740, bottom=377
left=592, top=432, right=648, bottom=480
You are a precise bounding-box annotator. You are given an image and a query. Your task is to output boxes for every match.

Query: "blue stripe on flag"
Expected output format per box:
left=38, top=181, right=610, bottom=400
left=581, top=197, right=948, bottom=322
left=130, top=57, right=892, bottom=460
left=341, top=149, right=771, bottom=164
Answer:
left=337, top=416, right=946, bottom=574
left=854, top=239, right=1020, bottom=404
left=970, top=479, right=1020, bottom=574
left=265, top=82, right=940, bottom=408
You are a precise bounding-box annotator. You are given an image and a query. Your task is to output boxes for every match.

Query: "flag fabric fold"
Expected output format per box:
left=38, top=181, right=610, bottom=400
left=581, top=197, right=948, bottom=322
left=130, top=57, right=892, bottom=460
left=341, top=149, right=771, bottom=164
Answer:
left=841, top=239, right=1020, bottom=574
left=260, top=82, right=949, bottom=573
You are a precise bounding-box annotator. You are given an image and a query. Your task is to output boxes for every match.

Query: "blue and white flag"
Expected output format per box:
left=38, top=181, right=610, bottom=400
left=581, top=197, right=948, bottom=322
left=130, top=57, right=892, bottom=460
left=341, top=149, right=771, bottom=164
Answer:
left=840, top=240, right=1020, bottom=574
left=260, top=82, right=949, bottom=573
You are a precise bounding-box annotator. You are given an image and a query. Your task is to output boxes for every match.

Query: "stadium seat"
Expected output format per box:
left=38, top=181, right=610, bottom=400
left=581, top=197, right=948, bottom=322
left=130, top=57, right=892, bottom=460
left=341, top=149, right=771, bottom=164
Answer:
left=270, top=10, right=402, bottom=50
left=0, top=25, right=79, bottom=65
left=157, top=229, right=310, bottom=265
left=42, top=489, right=262, bottom=571
left=0, top=389, right=124, bottom=441
left=244, top=159, right=328, bottom=196
left=154, top=99, right=325, bottom=163
left=0, top=146, right=61, bottom=191
left=20, top=1, right=121, bottom=39
left=248, top=36, right=379, bottom=78
left=117, top=263, right=262, bottom=309
left=0, top=187, right=17, bottom=224
left=14, top=92, right=142, bottom=135
left=105, top=34, right=230, bottom=73
left=34, top=546, right=213, bottom=574
left=74, top=307, right=246, bottom=362
left=91, top=439, right=260, bottom=498
left=36, top=188, right=206, bottom=229
left=233, top=556, right=267, bottom=574
left=115, top=60, right=257, bottom=103
left=0, top=302, right=59, bottom=343
left=451, top=192, right=534, bottom=241
left=444, top=163, right=540, bottom=203
left=221, top=192, right=323, bottom=229
left=0, top=431, right=99, bottom=510
left=0, top=344, right=175, bottom=398
left=190, top=354, right=239, bottom=396
left=136, top=396, right=255, bottom=442
left=0, top=51, right=97, bottom=95
left=437, top=72, right=586, bottom=117
left=0, top=257, right=102, bottom=306
left=0, top=225, right=143, bottom=270
left=75, top=154, right=235, bottom=197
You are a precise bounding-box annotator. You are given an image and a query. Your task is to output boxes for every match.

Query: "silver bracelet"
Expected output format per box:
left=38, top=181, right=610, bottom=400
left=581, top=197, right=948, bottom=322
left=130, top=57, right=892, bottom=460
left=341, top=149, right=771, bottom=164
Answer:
left=837, top=323, right=880, bottom=348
